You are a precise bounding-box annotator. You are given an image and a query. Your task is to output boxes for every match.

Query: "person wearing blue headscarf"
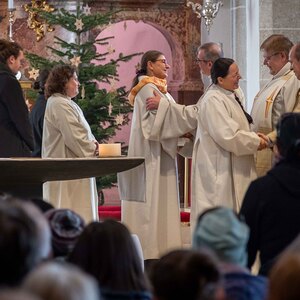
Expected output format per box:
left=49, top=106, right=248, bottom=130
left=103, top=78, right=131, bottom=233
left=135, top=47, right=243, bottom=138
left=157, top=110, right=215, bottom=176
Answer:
left=193, top=206, right=268, bottom=300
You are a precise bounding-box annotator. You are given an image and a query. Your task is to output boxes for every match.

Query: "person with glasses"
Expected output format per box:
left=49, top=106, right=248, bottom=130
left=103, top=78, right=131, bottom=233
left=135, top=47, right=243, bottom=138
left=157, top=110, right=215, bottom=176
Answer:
left=251, top=34, right=300, bottom=176
left=118, top=50, right=198, bottom=259
left=240, top=112, right=300, bottom=276
left=190, top=58, right=267, bottom=232
left=0, top=39, right=34, bottom=157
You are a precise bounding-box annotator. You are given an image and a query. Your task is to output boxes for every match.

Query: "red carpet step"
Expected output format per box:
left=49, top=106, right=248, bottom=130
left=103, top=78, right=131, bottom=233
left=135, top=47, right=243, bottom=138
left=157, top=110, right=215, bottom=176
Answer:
left=98, top=206, right=190, bottom=223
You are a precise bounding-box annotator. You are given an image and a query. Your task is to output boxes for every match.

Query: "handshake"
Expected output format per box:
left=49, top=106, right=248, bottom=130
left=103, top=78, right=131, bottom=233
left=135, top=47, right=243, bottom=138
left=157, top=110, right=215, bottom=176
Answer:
left=257, top=132, right=273, bottom=151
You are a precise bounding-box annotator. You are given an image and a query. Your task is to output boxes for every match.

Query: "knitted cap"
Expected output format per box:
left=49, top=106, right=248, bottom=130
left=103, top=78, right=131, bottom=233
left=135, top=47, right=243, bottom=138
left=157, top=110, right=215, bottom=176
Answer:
left=192, top=207, right=249, bottom=267
left=45, top=209, right=85, bottom=257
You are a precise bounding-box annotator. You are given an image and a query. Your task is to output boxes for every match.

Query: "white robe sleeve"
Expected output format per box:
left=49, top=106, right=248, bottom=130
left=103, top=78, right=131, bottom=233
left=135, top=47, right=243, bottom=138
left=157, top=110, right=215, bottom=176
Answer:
left=201, top=94, right=260, bottom=156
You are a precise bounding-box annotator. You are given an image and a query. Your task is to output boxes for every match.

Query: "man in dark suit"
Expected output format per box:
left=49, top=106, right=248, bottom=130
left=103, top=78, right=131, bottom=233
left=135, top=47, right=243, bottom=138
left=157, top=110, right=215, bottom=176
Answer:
left=0, top=39, right=34, bottom=157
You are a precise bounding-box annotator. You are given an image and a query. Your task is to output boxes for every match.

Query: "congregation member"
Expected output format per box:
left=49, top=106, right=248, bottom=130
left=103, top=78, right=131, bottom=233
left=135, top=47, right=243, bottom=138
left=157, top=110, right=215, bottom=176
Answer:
left=0, top=39, right=34, bottom=157
left=0, top=195, right=51, bottom=287
left=30, top=69, right=50, bottom=157
left=42, top=65, right=99, bottom=223
left=149, top=249, right=225, bottom=300
left=193, top=206, right=268, bottom=300
left=240, top=112, right=300, bottom=276
left=190, top=58, right=267, bottom=230
left=117, top=50, right=198, bottom=259
left=251, top=34, right=300, bottom=176
left=267, top=251, right=300, bottom=300
left=45, top=208, right=85, bottom=259
left=68, top=219, right=152, bottom=300
left=23, top=262, right=100, bottom=300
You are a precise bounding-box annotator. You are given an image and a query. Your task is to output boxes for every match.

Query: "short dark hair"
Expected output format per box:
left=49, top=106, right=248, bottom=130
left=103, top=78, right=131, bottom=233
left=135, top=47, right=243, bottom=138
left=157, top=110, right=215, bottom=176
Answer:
left=0, top=196, right=43, bottom=286
left=45, top=65, right=76, bottom=98
left=0, top=39, right=23, bottom=65
left=150, top=249, right=221, bottom=300
left=276, top=112, right=300, bottom=161
left=211, top=57, right=235, bottom=84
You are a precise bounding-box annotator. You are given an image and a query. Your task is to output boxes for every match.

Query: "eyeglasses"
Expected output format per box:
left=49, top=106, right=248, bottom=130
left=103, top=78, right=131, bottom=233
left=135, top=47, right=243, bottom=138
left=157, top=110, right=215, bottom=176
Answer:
left=155, top=59, right=168, bottom=65
left=263, top=52, right=280, bottom=62
left=195, top=58, right=210, bottom=63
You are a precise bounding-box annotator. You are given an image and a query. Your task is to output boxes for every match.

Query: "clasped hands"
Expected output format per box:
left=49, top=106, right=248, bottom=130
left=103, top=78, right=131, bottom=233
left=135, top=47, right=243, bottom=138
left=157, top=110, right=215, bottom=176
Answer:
left=257, top=132, right=271, bottom=150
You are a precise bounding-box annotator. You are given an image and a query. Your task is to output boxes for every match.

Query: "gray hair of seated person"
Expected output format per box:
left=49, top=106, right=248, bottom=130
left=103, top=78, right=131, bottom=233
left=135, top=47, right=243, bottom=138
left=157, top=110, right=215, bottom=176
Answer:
left=22, top=262, right=100, bottom=300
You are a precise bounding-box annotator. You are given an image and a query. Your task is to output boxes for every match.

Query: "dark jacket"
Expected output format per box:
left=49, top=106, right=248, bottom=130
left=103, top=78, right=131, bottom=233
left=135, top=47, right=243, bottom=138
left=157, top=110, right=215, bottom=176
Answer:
left=29, top=92, right=47, bottom=157
left=240, top=160, right=300, bottom=276
left=0, top=63, right=34, bottom=157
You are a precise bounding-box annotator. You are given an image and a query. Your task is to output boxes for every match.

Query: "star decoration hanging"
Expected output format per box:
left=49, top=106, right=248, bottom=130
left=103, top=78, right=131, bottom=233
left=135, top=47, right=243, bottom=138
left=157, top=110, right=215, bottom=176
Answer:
left=107, top=45, right=115, bottom=54
left=28, top=68, right=40, bottom=80
left=108, top=102, right=113, bottom=116
left=75, top=18, right=84, bottom=31
left=83, top=4, right=91, bottom=16
left=115, top=114, right=124, bottom=125
left=70, top=55, right=82, bottom=67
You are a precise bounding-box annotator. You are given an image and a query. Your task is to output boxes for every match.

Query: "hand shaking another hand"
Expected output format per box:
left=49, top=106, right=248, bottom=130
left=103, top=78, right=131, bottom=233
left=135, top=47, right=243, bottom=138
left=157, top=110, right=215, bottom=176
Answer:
left=257, top=132, right=270, bottom=150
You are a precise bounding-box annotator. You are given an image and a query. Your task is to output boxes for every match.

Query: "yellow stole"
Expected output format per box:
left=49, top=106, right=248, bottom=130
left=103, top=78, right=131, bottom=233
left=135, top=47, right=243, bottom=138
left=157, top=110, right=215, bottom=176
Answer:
left=128, top=76, right=167, bottom=105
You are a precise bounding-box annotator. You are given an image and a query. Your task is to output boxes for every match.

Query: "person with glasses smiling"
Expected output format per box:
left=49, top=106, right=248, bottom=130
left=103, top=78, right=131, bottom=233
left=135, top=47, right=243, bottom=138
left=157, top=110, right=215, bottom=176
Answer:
left=251, top=34, right=300, bottom=177
left=118, top=50, right=198, bottom=259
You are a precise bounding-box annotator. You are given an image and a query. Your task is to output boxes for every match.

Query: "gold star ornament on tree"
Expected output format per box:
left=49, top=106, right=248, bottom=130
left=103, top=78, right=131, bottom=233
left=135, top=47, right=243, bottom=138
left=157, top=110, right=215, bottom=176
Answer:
left=28, top=68, right=40, bottom=80
left=70, top=55, right=82, bottom=67
left=115, top=114, right=124, bottom=125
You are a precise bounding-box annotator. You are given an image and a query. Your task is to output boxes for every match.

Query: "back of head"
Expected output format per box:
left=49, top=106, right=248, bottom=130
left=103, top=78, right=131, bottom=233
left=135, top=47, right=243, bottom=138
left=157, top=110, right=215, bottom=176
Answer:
left=268, top=252, right=300, bottom=300
left=0, top=39, right=22, bottom=65
left=33, top=69, right=50, bottom=92
left=276, top=112, right=300, bottom=162
left=211, top=58, right=235, bottom=84
left=149, top=249, right=221, bottom=300
left=0, top=289, right=41, bottom=300
left=260, top=34, right=293, bottom=57
left=45, top=208, right=85, bottom=258
left=22, top=262, right=100, bottom=300
left=193, top=206, right=249, bottom=267
left=198, top=42, right=224, bottom=62
left=0, top=195, right=50, bottom=286
left=45, top=64, right=76, bottom=98
left=68, top=220, right=148, bottom=292
left=294, top=42, right=300, bottom=62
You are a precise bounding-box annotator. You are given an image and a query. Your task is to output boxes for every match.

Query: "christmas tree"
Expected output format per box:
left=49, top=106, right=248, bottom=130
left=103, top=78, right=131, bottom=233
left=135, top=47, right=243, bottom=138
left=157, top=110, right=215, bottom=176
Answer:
left=25, top=1, right=139, bottom=197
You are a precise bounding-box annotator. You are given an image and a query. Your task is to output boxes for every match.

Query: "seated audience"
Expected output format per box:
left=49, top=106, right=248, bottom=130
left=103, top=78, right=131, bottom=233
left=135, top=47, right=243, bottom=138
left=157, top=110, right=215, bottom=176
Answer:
left=193, top=206, right=268, bottom=300
left=0, top=194, right=51, bottom=287
left=240, top=112, right=300, bottom=275
left=149, top=249, right=225, bottom=300
left=45, top=208, right=85, bottom=259
left=0, top=289, right=41, bottom=300
left=23, top=262, right=100, bottom=300
left=68, top=219, right=152, bottom=300
left=267, top=252, right=300, bottom=300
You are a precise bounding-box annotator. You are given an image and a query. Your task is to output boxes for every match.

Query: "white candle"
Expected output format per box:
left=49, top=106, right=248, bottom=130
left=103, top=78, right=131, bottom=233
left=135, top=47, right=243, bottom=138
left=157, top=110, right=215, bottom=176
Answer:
left=98, top=143, right=121, bottom=157
left=8, top=0, right=14, bottom=10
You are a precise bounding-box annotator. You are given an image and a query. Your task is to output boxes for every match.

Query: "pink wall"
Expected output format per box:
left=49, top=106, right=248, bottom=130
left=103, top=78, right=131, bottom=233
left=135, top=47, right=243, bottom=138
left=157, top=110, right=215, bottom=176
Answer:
left=95, top=20, right=172, bottom=205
